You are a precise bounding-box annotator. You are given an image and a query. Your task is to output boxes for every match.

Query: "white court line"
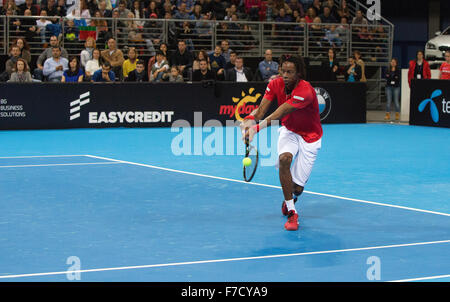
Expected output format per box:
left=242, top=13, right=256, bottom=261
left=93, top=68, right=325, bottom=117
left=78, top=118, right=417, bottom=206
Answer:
left=85, top=155, right=450, bottom=218
left=0, top=162, right=122, bottom=168
left=0, top=239, right=449, bottom=279
left=0, top=155, right=86, bottom=159
left=390, top=274, right=450, bottom=282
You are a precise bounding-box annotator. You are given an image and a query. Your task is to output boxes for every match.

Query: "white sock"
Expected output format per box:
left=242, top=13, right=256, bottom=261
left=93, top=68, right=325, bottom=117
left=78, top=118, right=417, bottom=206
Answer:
left=285, top=199, right=297, bottom=213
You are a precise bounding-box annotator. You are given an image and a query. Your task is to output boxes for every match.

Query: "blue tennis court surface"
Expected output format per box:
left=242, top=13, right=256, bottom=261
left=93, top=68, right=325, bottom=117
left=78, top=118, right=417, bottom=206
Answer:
left=0, top=124, right=449, bottom=282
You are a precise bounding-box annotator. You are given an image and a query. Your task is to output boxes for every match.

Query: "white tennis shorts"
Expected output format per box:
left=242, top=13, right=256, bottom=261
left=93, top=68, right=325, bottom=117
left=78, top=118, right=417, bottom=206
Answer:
left=276, top=126, right=322, bottom=187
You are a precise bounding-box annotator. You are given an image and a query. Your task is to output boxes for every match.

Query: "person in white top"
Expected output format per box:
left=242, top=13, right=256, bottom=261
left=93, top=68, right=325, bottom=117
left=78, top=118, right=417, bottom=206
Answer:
left=85, top=48, right=102, bottom=80
left=80, top=37, right=96, bottom=68
left=66, top=0, right=91, bottom=23
left=36, top=10, right=52, bottom=43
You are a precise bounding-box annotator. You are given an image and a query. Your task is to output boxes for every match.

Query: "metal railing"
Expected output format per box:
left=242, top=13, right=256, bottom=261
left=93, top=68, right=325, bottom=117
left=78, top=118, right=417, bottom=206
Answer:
left=2, top=15, right=392, bottom=66
left=335, top=0, right=394, bottom=60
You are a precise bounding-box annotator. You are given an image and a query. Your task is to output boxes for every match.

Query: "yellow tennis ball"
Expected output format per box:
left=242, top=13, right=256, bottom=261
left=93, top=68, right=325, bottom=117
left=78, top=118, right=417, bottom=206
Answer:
left=243, top=157, right=252, bottom=167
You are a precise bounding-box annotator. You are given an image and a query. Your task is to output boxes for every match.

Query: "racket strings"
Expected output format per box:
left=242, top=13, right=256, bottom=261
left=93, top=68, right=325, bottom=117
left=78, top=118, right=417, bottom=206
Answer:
left=244, top=145, right=258, bottom=182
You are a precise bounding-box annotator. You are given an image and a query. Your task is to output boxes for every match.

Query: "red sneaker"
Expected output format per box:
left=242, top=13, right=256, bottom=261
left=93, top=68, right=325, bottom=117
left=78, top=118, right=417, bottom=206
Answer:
left=284, top=210, right=299, bottom=231
left=281, top=197, right=298, bottom=216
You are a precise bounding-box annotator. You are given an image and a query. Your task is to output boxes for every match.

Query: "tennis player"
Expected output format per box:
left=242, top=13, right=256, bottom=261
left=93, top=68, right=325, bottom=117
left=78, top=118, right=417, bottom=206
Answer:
left=241, top=55, right=323, bottom=231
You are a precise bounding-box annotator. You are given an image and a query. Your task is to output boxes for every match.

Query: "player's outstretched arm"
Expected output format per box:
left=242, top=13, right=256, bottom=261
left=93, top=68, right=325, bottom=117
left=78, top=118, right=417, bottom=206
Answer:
left=240, top=97, right=272, bottom=139
left=245, top=102, right=296, bottom=143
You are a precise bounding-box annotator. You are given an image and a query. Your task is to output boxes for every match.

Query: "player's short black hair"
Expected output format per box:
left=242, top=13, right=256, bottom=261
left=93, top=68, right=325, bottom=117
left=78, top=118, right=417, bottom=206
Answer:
left=280, top=54, right=307, bottom=80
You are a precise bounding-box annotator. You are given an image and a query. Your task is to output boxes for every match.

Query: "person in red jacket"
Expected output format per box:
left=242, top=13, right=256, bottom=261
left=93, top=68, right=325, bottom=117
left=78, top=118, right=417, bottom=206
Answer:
left=439, top=50, right=450, bottom=80
left=408, top=50, right=431, bottom=87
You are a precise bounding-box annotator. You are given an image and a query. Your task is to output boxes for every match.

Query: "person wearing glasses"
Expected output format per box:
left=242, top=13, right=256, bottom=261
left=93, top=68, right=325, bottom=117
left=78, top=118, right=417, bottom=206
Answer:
left=439, top=50, right=450, bottom=80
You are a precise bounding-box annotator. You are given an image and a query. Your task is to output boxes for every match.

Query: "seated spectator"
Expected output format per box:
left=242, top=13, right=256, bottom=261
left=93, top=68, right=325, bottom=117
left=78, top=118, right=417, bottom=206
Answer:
left=337, top=0, right=350, bottom=19
left=319, top=6, right=337, bottom=24
left=101, top=38, right=124, bottom=81
left=221, top=39, right=233, bottom=63
left=125, top=60, right=149, bottom=82
left=211, top=0, right=226, bottom=20
left=150, top=50, right=170, bottom=82
left=2, top=46, right=24, bottom=81
left=225, top=56, right=253, bottom=82
left=325, top=0, right=339, bottom=20
left=62, top=56, right=84, bottom=82
left=7, top=58, right=32, bottom=83
left=146, top=1, right=162, bottom=19
left=322, top=25, right=342, bottom=47
left=269, top=64, right=282, bottom=81
left=309, top=16, right=325, bottom=47
left=80, top=37, right=96, bottom=68
left=159, top=43, right=171, bottom=63
left=19, top=0, right=39, bottom=16
left=64, top=19, right=80, bottom=42
left=321, top=48, right=339, bottom=81
left=258, top=49, right=279, bottom=82
left=336, top=17, right=349, bottom=39
left=21, top=9, right=39, bottom=43
left=11, top=38, right=31, bottom=65
left=171, top=39, right=194, bottom=78
left=225, top=51, right=237, bottom=70
left=56, top=0, right=67, bottom=17
left=304, top=7, right=316, bottom=23
left=273, top=0, right=292, bottom=16
left=43, top=46, right=69, bottom=82
left=245, top=0, right=262, bottom=21
left=177, top=0, right=195, bottom=14
left=34, top=35, right=69, bottom=81
left=131, top=0, right=146, bottom=28
left=191, top=3, right=203, bottom=20
left=98, top=0, right=112, bottom=18
left=288, top=0, right=305, bottom=17
left=192, top=59, right=215, bottom=81
left=265, top=0, right=276, bottom=22
left=192, top=50, right=210, bottom=72
left=92, top=61, right=116, bottom=82
left=66, top=0, right=91, bottom=23
left=275, top=7, right=292, bottom=23
left=345, top=57, right=361, bottom=82
left=91, top=10, right=111, bottom=46
left=164, top=66, right=185, bottom=82
left=113, top=0, right=130, bottom=18
left=85, top=48, right=102, bottom=81
left=310, top=0, right=322, bottom=16
left=36, top=10, right=53, bottom=45
left=352, top=10, right=368, bottom=25
left=209, top=44, right=226, bottom=80
left=122, top=47, right=139, bottom=79
left=175, top=2, right=194, bottom=19
left=195, top=13, right=213, bottom=41
left=224, top=4, right=237, bottom=21
left=408, top=50, right=431, bottom=87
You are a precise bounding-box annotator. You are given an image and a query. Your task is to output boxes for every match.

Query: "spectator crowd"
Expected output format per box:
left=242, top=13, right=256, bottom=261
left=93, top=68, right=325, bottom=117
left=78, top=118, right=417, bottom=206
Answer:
left=1, top=0, right=389, bottom=84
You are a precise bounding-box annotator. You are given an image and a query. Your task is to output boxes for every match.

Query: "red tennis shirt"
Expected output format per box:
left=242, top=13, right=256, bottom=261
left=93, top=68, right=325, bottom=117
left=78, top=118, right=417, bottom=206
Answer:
left=440, top=62, right=450, bottom=80
left=263, top=77, right=323, bottom=143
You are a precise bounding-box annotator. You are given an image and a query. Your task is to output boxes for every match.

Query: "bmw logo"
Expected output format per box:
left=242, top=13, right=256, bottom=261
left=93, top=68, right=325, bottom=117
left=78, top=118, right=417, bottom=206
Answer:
left=315, top=87, right=332, bottom=121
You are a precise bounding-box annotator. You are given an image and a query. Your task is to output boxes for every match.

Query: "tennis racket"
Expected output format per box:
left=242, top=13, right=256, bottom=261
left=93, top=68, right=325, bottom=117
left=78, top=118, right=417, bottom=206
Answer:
left=243, top=138, right=259, bottom=182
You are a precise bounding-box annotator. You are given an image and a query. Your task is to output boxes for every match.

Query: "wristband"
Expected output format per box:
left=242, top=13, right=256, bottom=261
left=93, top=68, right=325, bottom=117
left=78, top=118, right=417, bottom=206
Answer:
left=252, top=124, right=260, bottom=133
left=243, top=115, right=255, bottom=121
